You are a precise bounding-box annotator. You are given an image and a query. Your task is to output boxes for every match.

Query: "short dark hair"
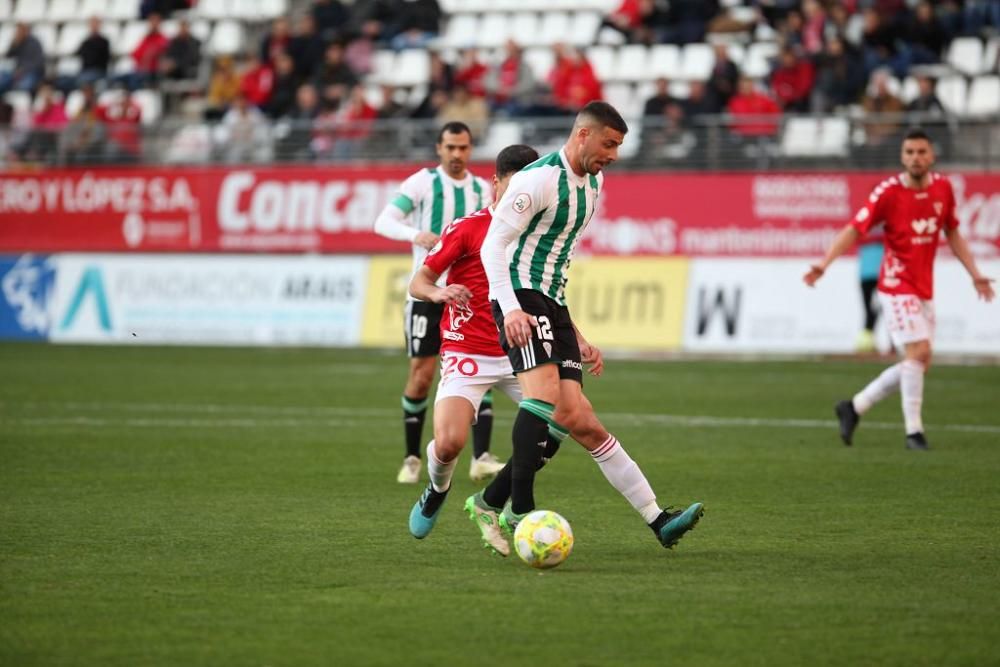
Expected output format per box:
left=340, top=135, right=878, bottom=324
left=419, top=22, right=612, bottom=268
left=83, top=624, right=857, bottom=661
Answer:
left=437, top=121, right=472, bottom=144
left=577, top=101, right=628, bottom=135
left=904, top=128, right=932, bottom=143
left=495, top=144, right=539, bottom=179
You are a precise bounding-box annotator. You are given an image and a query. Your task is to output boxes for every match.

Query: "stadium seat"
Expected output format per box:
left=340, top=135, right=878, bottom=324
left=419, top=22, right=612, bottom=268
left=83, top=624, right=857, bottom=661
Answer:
left=615, top=44, right=649, bottom=82
left=3, top=90, right=31, bottom=116
left=0, top=24, right=13, bottom=55
left=47, top=0, right=78, bottom=22
left=509, top=12, right=540, bottom=49
left=394, top=49, right=430, bottom=88
left=523, top=46, right=554, bottom=81
left=947, top=36, right=984, bottom=76
left=680, top=42, right=715, bottom=80
left=13, top=0, right=48, bottom=23
left=984, top=38, right=999, bottom=74
left=899, top=76, right=920, bottom=104
left=78, top=0, right=108, bottom=19
left=967, top=75, right=1000, bottom=116
left=189, top=20, right=211, bottom=44
left=116, top=21, right=147, bottom=57
left=56, top=55, right=81, bottom=77
left=743, top=41, right=778, bottom=79
left=569, top=11, right=601, bottom=47
left=32, top=23, right=57, bottom=55
left=441, top=13, right=478, bottom=49
left=648, top=43, right=681, bottom=80
left=132, top=89, right=161, bottom=125
left=477, top=120, right=522, bottom=160
left=229, top=0, right=258, bottom=20
left=936, top=76, right=968, bottom=115
left=208, top=20, right=245, bottom=56
left=603, top=82, right=639, bottom=118
left=196, top=0, right=231, bottom=21
left=781, top=116, right=849, bottom=157
left=256, top=0, right=287, bottom=20
left=668, top=80, right=691, bottom=99
left=371, top=50, right=396, bottom=84
left=112, top=55, right=135, bottom=74
left=477, top=13, right=511, bottom=49
left=107, top=0, right=138, bottom=21
left=0, top=0, right=10, bottom=20
left=56, top=22, right=88, bottom=57
left=65, top=88, right=85, bottom=116
left=586, top=45, right=616, bottom=83
left=537, top=12, right=571, bottom=46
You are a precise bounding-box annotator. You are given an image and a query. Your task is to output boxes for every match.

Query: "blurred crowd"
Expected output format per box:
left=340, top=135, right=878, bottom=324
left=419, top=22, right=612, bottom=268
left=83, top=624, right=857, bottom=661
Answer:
left=1, top=0, right=999, bottom=166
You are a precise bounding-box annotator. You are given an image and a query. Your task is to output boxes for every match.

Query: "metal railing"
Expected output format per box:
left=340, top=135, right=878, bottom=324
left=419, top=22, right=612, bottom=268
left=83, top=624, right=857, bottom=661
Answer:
left=2, top=112, right=997, bottom=170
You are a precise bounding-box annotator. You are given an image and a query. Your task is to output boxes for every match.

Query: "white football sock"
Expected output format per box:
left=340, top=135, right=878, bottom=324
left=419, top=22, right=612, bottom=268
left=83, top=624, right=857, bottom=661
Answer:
left=852, top=362, right=902, bottom=415
left=900, top=359, right=925, bottom=434
left=590, top=435, right=662, bottom=524
left=426, top=440, right=456, bottom=493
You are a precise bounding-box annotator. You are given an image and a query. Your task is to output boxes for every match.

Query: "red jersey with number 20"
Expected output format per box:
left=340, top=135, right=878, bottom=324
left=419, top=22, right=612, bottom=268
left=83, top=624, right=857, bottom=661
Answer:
left=423, top=207, right=504, bottom=356
left=850, top=172, right=957, bottom=300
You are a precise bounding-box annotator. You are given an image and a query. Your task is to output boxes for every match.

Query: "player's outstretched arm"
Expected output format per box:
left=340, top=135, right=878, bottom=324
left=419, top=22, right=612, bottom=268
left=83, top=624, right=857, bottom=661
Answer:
left=408, top=266, right=472, bottom=306
left=803, top=224, right=861, bottom=286
left=945, top=227, right=996, bottom=302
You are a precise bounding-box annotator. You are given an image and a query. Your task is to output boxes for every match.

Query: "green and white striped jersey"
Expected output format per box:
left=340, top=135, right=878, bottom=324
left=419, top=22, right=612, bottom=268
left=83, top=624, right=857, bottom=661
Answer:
left=390, top=166, right=491, bottom=291
left=492, top=149, right=603, bottom=305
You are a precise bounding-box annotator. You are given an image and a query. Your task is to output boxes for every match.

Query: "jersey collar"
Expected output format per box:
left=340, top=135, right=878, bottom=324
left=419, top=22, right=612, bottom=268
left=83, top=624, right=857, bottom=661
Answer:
left=559, top=148, right=588, bottom=186
left=436, top=165, right=472, bottom=186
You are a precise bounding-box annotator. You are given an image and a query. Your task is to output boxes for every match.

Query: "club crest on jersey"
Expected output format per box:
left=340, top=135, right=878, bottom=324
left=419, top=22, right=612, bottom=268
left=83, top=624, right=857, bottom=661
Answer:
left=911, top=217, right=938, bottom=235
left=512, top=193, right=531, bottom=214
left=542, top=342, right=552, bottom=357
left=449, top=302, right=473, bottom=331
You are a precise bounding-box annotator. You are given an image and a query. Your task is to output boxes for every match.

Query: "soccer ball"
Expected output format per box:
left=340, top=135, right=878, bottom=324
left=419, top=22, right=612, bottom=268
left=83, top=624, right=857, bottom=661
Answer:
left=513, top=510, right=574, bottom=569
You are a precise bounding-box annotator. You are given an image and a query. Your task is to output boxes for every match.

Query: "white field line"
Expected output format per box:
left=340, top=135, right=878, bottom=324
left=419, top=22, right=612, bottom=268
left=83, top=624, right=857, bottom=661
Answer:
left=3, top=401, right=1000, bottom=434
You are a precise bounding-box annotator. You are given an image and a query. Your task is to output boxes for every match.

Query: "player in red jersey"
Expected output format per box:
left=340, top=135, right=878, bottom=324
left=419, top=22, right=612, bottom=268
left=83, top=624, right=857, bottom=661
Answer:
left=804, top=129, right=994, bottom=450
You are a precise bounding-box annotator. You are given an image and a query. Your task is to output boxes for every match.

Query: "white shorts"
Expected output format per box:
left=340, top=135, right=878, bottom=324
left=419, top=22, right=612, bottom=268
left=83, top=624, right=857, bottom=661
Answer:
left=878, top=292, right=935, bottom=347
left=435, top=352, right=522, bottom=421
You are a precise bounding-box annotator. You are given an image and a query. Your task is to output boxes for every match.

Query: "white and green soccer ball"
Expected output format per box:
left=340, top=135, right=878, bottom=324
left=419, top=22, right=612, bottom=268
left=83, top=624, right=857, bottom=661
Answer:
left=513, top=510, right=574, bottom=569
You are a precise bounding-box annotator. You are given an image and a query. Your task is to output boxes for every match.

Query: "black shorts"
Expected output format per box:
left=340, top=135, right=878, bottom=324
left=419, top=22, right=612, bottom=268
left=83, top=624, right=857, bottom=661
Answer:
left=404, top=300, right=444, bottom=358
left=491, top=289, right=583, bottom=384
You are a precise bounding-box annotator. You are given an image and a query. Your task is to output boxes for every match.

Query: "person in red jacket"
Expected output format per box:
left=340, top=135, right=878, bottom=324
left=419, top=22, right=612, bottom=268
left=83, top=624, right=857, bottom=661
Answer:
left=549, top=44, right=603, bottom=113
left=239, top=54, right=275, bottom=109
left=770, top=47, right=815, bottom=112
left=727, top=75, right=781, bottom=138
left=130, top=13, right=169, bottom=87
left=97, top=88, right=143, bottom=163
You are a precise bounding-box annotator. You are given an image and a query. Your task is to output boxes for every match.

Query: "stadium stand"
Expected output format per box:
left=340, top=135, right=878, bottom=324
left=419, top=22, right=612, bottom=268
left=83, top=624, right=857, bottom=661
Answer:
left=1, top=0, right=999, bottom=169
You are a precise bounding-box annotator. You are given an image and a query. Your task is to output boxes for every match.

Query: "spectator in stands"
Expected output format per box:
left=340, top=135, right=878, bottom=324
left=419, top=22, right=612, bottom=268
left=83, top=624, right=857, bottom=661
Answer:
left=205, top=56, right=241, bottom=120
left=812, top=35, right=865, bottom=111
left=240, top=54, right=275, bottom=110
left=60, top=84, right=105, bottom=165
left=682, top=79, right=721, bottom=117
left=97, top=87, right=143, bottom=163
left=549, top=44, right=603, bottom=113
left=484, top=40, right=537, bottom=116
left=0, top=23, right=46, bottom=94
left=661, top=0, right=718, bottom=45
left=0, top=102, right=16, bottom=166
left=775, top=9, right=805, bottom=50
left=726, top=76, right=781, bottom=139
left=800, top=0, right=827, bottom=54
left=904, top=1, right=947, bottom=65
left=600, top=0, right=670, bottom=45
left=161, top=18, right=201, bottom=81
left=344, top=32, right=375, bottom=77
left=129, top=13, right=170, bottom=89
left=437, top=83, right=489, bottom=141
left=388, top=0, right=443, bottom=51
left=278, top=83, right=321, bottom=161
left=770, top=47, right=815, bottom=112
left=708, top=41, right=739, bottom=108
left=313, top=43, right=359, bottom=96
left=331, top=84, right=377, bottom=159
left=861, top=7, right=904, bottom=77
left=20, top=83, right=68, bottom=164
left=642, top=77, right=678, bottom=118
left=859, top=69, right=905, bottom=160
left=640, top=77, right=684, bottom=156
left=348, top=0, right=396, bottom=44
left=287, top=14, right=327, bottom=80
left=165, top=96, right=213, bottom=164
left=600, top=0, right=643, bottom=42
left=312, top=0, right=350, bottom=42
left=906, top=75, right=946, bottom=117
left=410, top=49, right=453, bottom=118
left=266, top=52, right=301, bottom=119
left=260, top=18, right=292, bottom=66
left=376, top=84, right=407, bottom=119
left=962, top=0, right=1000, bottom=34
left=311, top=97, right=340, bottom=160
left=75, top=17, right=112, bottom=87
left=454, top=49, right=488, bottom=99
left=216, top=94, right=270, bottom=164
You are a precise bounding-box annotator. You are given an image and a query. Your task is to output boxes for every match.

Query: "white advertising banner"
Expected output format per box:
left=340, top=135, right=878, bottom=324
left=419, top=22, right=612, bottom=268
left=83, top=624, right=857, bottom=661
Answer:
left=683, top=258, right=1000, bottom=354
left=47, top=254, right=369, bottom=346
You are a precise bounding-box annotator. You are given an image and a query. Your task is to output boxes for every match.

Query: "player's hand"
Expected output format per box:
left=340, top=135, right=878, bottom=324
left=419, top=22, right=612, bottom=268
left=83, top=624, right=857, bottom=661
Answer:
left=803, top=264, right=825, bottom=287
left=414, top=231, right=440, bottom=250
left=579, top=340, right=604, bottom=377
left=433, top=284, right=472, bottom=306
left=504, top=309, right=537, bottom=348
left=973, top=276, right=995, bottom=302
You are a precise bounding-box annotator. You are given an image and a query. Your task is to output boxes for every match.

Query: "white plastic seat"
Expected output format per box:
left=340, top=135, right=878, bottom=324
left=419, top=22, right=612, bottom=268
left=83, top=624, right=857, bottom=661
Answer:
left=3, top=90, right=31, bottom=116
left=743, top=41, right=779, bottom=79
left=65, top=89, right=85, bottom=116
left=56, top=22, right=88, bottom=57
left=107, top=0, right=138, bottom=21
left=648, top=43, right=681, bottom=80
left=900, top=76, right=920, bottom=104
left=947, top=36, right=984, bottom=76
left=967, top=75, right=1000, bottom=116
left=569, top=11, right=601, bottom=47
left=477, top=13, right=510, bottom=49
left=509, top=12, right=540, bottom=48
left=31, top=23, right=57, bottom=55
left=371, top=50, right=396, bottom=84
left=983, top=37, right=999, bottom=74
left=196, top=0, right=230, bottom=20
left=13, top=0, right=48, bottom=22
left=112, top=55, right=134, bottom=73
left=442, top=13, right=478, bottom=49
left=394, top=49, right=430, bottom=87
left=680, top=42, right=714, bottom=80
left=523, top=47, right=554, bottom=80
left=935, top=76, right=968, bottom=115
left=477, top=120, right=522, bottom=160
left=208, top=20, right=244, bottom=55
left=132, top=89, right=161, bottom=125
left=614, top=44, right=649, bottom=82
left=586, top=45, right=616, bottom=82
left=0, top=24, right=13, bottom=55
left=56, top=56, right=81, bottom=76
left=47, top=0, right=78, bottom=22
left=537, top=12, right=570, bottom=46
left=257, top=0, right=286, bottom=19
left=781, top=117, right=848, bottom=157
left=189, top=20, right=211, bottom=43
left=603, top=82, right=638, bottom=119
left=0, top=0, right=11, bottom=20
left=116, top=21, right=147, bottom=57
left=78, top=0, right=108, bottom=18
left=230, top=0, right=258, bottom=21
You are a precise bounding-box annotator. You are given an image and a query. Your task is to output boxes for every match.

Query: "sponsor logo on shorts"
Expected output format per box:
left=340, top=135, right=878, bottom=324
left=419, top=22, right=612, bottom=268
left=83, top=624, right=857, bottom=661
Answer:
left=443, top=331, right=465, bottom=341
left=562, top=360, right=583, bottom=370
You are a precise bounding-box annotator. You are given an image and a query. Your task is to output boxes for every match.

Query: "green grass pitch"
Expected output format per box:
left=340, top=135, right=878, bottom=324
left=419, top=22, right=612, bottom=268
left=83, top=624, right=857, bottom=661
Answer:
left=2, top=344, right=999, bottom=666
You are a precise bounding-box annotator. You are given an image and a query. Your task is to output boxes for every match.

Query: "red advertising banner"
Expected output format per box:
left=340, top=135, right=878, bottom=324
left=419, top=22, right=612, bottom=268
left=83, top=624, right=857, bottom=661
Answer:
left=1, top=167, right=998, bottom=257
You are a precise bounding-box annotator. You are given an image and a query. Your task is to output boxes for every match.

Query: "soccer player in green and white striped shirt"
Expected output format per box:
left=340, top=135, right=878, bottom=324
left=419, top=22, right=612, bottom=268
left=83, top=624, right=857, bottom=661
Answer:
left=477, top=102, right=705, bottom=550
left=374, top=122, right=503, bottom=486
